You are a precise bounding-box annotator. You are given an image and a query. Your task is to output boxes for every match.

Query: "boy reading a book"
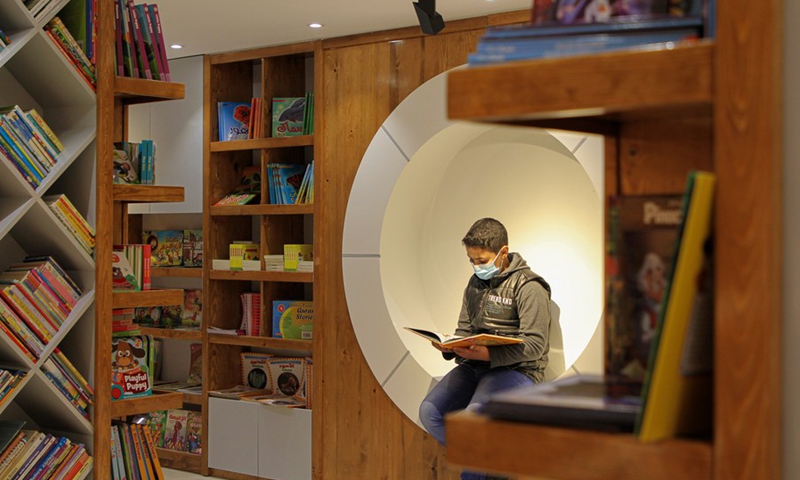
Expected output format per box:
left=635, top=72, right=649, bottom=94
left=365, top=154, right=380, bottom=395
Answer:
left=419, top=218, right=552, bottom=480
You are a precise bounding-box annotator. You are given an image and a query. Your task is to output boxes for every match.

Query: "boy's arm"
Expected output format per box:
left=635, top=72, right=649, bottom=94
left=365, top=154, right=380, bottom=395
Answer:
left=487, top=281, right=551, bottom=369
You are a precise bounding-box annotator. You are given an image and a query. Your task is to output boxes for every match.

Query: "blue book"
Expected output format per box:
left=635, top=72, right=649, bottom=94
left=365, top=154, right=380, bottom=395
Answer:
left=217, top=102, right=250, bottom=141
left=470, top=29, right=700, bottom=65
left=0, top=122, right=45, bottom=183
left=482, top=15, right=704, bottom=40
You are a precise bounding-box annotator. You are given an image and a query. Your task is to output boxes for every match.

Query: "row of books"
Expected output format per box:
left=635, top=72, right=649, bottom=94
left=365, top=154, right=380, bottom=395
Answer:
left=240, top=292, right=260, bottom=336
left=0, top=256, right=84, bottom=361
left=216, top=94, right=314, bottom=142
left=25, top=0, right=69, bottom=21
left=141, top=229, right=203, bottom=268
left=41, top=350, right=94, bottom=420
left=131, top=289, right=202, bottom=330
left=114, top=0, right=171, bottom=81
left=46, top=16, right=96, bottom=90
left=0, top=421, right=92, bottom=480
left=113, top=140, right=157, bottom=185
left=0, top=369, right=26, bottom=410
left=237, top=352, right=312, bottom=408
left=112, top=244, right=151, bottom=291
left=269, top=162, right=314, bottom=205
left=468, top=6, right=708, bottom=66
left=44, top=194, right=96, bottom=257
left=110, top=420, right=163, bottom=480
left=142, top=409, right=202, bottom=454
left=0, top=27, right=10, bottom=53
left=0, top=105, right=65, bottom=190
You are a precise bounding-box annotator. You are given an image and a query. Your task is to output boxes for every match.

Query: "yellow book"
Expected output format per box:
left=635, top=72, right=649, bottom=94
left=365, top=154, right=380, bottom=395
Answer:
left=636, top=171, right=716, bottom=442
left=283, top=244, right=312, bottom=271
left=229, top=242, right=259, bottom=271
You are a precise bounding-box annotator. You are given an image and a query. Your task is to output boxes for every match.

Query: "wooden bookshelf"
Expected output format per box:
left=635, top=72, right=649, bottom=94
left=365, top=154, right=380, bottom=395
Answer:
left=112, top=184, right=185, bottom=203
left=151, top=267, right=203, bottom=278
left=140, top=326, right=203, bottom=341
left=155, top=448, right=203, bottom=474
left=209, top=204, right=314, bottom=216
left=209, top=134, right=313, bottom=152
left=208, top=270, right=313, bottom=283
left=208, top=333, right=312, bottom=351
left=110, top=391, right=184, bottom=417
left=112, top=289, right=185, bottom=308
left=114, top=76, right=186, bottom=103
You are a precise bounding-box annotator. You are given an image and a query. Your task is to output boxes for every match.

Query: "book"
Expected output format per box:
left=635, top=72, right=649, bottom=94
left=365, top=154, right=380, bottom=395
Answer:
left=146, top=410, right=167, bottom=448
left=272, top=300, right=313, bottom=340
left=240, top=292, right=261, bottom=336
left=403, top=327, right=525, bottom=348
left=0, top=420, right=25, bottom=454
left=207, top=384, right=267, bottom=399
left=604, top=194, right=683, bottom=386
left=635, top=171, right=716, bottom=442
left=162, top=409, right=189, bottom=451
left=267, top=357, right=306, bottom=399
left=184, top=411, right=201, bottom=455
left=143, top=230, right=183, bottom=267
left=180, top=289, right=202, bottom=329
left=272, top=97, right=306, bottom=137
left=283, top=244, right=312, bottom=271
left=112, top=248, right=140, bottom=291
left=241, top=352, right=272, bottom=390
left=126, top=0, right=150, bottom=79
left=149, top=4, right=171, bottom=81
left=186, top=343, right=202, bottom=384
left=217, top=101, right=250, bottom=141
left=494, top=14, right=704, bottom=39
left=182, top=229, right=203, bottom=267
left=229, top=242, right=259, bottom=271
left=214, top=166, right=261, bottom=206
left=111, top=335, right=154, bottom=399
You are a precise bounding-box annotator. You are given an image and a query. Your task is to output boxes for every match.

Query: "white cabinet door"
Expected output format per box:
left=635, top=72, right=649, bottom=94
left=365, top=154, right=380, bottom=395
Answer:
left=128, top=55, right=203, bottom=214
left=208, top=397, right=260, bottom=476
left=259, top=405, right=312, bottom=480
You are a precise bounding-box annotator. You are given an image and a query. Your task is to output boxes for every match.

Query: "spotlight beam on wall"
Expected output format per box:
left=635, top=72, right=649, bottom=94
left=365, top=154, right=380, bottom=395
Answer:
left=413, top=0, right=445, bottom=35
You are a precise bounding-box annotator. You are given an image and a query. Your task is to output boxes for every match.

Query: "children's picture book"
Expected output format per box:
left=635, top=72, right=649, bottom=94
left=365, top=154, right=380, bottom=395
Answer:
left=112, top=148, right=138, bottom=184
left=283, top=243, right=312, bottom=271
left=208, top=384, right=268, bottom=399
left=272, top=300, right=313, bottom=340
left=146, top=410, right=167, bottom=448
left=162, top=409, right=189, bottom=451
left=182, top=229, right=203, bottom=267
left=271, top=97, right=305, bottom=137
left=181, top=289, right=202, bottom=329
left=133, top=306, right=161, bottom=327
left=267, top=357, right=306, bottom=399
left=213, top=166, right=261, bottom=206
left=112, top=249, right=140, bottom=291
left=403, top=327, right=525, bottom=348
left=241, top=352, right=272, bottom=390
left=217, top=101, right=250, bottom=141
left=143, top=230, right=183, bottom=267
left=604, top=194, right=683, bottom=386
left=111, top=335, right=153, bottom=399
left=160, top=304, right=182, bottom=329
left=187, top=343, right=202, bottom=384
left=185, top=411, right=202, bottom=455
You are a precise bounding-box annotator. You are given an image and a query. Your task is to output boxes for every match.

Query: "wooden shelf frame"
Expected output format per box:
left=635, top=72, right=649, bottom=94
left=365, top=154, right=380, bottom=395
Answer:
left=442, top=3, right=783, bottom=478
left=151, top=267, right=203, bottom=278
left=140, top=326, right=203, bottom=341
left=208, top=270, right=313, bottom=283
left=155, top=447, right=203, bottom=474
left=109, top=391, right=184, bottom=417
left=209, top=204, right=314, bottom=216
left=208, top=333, right=312, bottom=351
left=112, top=184, right=185, bottom=203
left=209, top=135, right=313, bottom=152
left=111, top=289, right=184, bottom=309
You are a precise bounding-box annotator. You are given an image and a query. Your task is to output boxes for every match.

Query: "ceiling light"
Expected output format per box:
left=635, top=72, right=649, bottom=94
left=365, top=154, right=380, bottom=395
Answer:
left=170, top=44, right=183, bottom=49
left=308, top=23, right=323, bottom=28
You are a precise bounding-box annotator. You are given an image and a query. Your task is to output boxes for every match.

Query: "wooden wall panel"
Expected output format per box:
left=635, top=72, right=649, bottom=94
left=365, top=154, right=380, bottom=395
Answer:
left=318, top=27, right=488, bottom=480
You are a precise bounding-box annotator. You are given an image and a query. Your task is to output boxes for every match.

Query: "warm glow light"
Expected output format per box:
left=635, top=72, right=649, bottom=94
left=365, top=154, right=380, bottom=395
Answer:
left=170, top=44, right=183, bottom=49
left=308, top=23, right=323, bottom=28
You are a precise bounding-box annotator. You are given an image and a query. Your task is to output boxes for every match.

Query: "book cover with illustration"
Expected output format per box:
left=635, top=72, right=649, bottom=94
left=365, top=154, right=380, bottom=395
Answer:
left=241, top=352, right=272, bottom=390
left=112, top=249, right=139, bottom=291
left=214, top=166, right=261, bottom=206
left=272, top=97, right=305, bottom=137
left=272, top=300, right=313, bottom=340
left=146, top=410, right=167, bottom=447
left=143, top=230, right=183, bottom=267
left=133, top=306, right=161, bottom=327
left=217, top=101, right=250, bottom=141
left=160, top=303, right=182, bottom=329
left=182, top=229, right=203, bottom=267
left=267, top=357, right=306, bottom=400
left=162, top=409, right=189, bottom=451
left=185, top=411, right=202, bottom=455
left=111, top=335, right=153, bottom=399
left=604, top=194, right=683, bottom=388
left=113, top=148, right=138, bottom=184
left=181, top=289, right=202, bottom=329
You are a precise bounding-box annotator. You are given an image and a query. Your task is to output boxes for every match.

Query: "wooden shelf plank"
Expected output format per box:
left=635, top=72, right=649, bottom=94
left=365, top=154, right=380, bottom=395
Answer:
left=208, top=333, right=312, bottom=351
left=209, top=204, right=314, bottom=216
left=447, top=42, right=713, bottom=126
left=140, top=326, right=202, bottom=341
left=209, top=135, right=313, bottom=152
left=112, top=184, right=185, bottom=203
left=209, top=270, right=313, bottom=283
left=112, top=289, right=184, bottom=308
left=445, top=411, right=712, bottom=480
left=151, top=267, right=203, bottom=278
left=114, top=76, right=185, bottom=104
left=155, top=448, right=202, bottom=473
left=110, top=391, right=184, bottom=417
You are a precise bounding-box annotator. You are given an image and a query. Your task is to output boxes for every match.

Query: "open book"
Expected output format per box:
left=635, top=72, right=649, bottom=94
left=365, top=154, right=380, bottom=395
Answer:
left=403, top=327, right=523, bottom=349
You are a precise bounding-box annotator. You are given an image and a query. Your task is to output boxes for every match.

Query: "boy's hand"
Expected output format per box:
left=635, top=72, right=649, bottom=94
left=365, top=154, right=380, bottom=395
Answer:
left=453, top=344, right=490, bottom=361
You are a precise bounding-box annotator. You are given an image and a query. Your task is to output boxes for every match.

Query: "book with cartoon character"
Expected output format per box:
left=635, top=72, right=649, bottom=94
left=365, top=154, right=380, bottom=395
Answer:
left=111, top=335, right=154, bottom=399
left=143, top=230, right=183, bottom=267
left=271, top=97, right=305, bottom=138
left=162, top=409, right=189, bottom=451
left=217, top=101, right=250, bottom=141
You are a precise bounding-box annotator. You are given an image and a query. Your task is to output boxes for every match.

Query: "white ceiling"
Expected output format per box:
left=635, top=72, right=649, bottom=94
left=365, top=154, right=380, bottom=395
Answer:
left=157, top=0, right=533, bottom=59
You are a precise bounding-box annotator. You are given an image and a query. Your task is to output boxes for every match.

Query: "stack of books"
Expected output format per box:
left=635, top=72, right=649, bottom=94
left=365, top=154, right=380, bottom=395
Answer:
left=143, top=409, right=202, bottom=455
left=264, top=255, right=284, bottom=272
left=114, top=0, right=171, bottom=81
left=0, top=369, right=25, bottom=409
left=0, top=27, right=10, bottom=53
left=113, top=307, right=141, bottom=337
left=43, top=194, right=96, bottom=256
left=284, top=244, right=312, bottom=272
left=0, top=106, right=64, bottom=190
left=0, top=422, right=92, bottom=479
left=240, top=292, right=261, bottom=336
left=110, top=421, right=163, bottom=479
left=0, top=257, right=83, bottom=360
left=246, top=97, right=263, bottom=139
left=113, top=140, right=157, bottom=185
left=41, top=351, right=93, bottom=420
left=45, top=17, right=96, bottom=90
left=229, top=241, right=259, bottom=271
left=112, top=244, right=151, bottom=291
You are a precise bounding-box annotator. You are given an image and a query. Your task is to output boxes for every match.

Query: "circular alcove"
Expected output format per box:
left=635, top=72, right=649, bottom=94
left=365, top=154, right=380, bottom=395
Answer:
left=342, top=68, right=605, bottom=426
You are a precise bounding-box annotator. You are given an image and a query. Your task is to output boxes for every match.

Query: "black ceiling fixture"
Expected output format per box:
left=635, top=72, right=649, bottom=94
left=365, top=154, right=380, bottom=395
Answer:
left=413, top=0, right=445, bottom=35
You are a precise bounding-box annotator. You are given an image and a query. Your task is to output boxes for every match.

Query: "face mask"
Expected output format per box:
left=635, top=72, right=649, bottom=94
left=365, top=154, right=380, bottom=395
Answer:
left=472, top=249, right=504, bottom=280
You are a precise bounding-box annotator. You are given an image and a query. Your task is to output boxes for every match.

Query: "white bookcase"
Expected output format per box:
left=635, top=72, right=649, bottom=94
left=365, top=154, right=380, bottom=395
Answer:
left=0, top=0, right=96, bottom=470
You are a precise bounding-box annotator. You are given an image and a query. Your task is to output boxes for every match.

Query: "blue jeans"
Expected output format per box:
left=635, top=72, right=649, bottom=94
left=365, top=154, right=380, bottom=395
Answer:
left=419, top=363, right=533, bottom=480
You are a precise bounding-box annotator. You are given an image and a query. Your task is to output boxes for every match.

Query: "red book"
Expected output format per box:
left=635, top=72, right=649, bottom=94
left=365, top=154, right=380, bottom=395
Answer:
left=151, top=4, right=171, bottom=81
left=127, top=0, right=151, bottom=79
left=0, top=316, right=36, bottom=361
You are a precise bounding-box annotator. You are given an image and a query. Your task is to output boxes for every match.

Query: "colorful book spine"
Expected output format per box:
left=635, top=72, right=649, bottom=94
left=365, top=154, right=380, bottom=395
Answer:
left=150, top=4, right=171, bottom=81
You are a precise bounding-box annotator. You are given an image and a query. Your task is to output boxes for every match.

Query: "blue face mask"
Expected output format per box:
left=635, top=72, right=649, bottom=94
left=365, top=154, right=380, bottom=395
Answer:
left=472, top=249, right=504, bottom=280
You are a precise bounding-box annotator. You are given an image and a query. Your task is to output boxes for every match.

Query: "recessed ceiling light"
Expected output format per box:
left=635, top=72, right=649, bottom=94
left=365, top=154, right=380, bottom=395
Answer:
left=308, top=23, right=323, bottom=28
left=170, top=44, right=183, bottom=49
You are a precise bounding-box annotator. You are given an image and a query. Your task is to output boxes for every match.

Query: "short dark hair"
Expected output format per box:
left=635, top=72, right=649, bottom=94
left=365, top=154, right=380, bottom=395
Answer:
left=462, top=218, right=508, bottom=253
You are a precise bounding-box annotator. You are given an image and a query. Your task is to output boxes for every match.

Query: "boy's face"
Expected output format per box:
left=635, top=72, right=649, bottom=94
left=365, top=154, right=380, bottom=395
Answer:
left=466, top=246, right=505, bottom=267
